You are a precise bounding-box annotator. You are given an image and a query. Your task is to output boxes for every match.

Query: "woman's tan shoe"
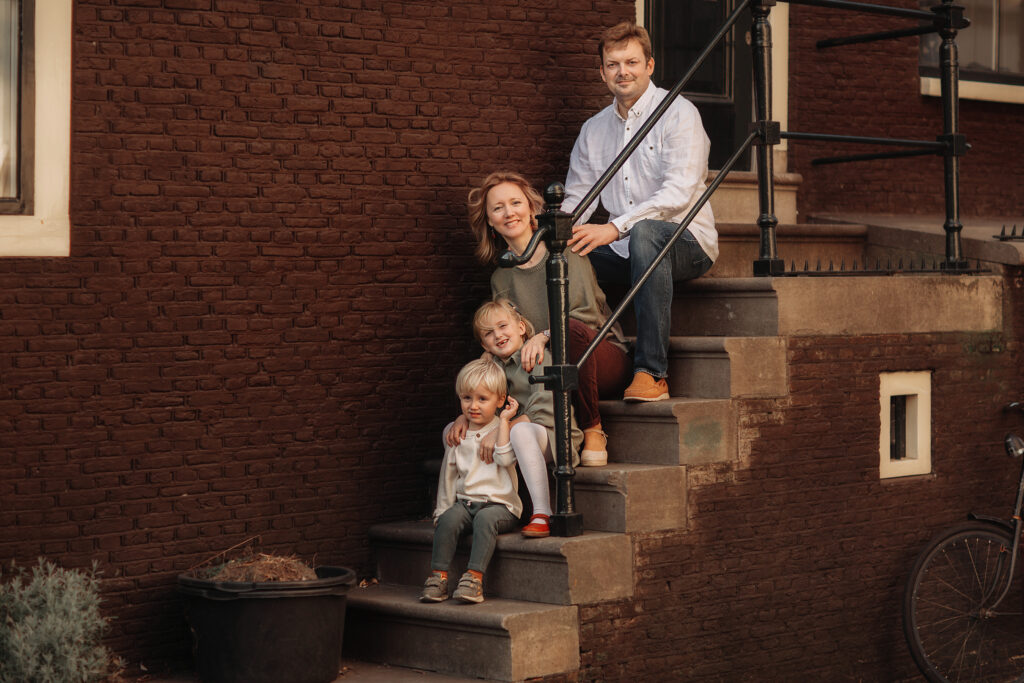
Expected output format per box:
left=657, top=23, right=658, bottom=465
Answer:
left=581, top=428, right=608, bottom=466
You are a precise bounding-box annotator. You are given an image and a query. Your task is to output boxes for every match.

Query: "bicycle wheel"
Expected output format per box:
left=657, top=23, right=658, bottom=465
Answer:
left=903, top=522, right=1024, bottom=682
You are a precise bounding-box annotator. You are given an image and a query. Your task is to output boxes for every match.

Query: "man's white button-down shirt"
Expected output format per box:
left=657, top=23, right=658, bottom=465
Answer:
left=562, top=82, right=718, bottom=261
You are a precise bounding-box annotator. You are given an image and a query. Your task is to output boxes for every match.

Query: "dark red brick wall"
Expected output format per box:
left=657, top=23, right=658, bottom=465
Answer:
left=534, top=270, right=1024, bottom=682
left=788, top=1, right=1024, bottom=218
left=0, top=0, right=628, bottom=665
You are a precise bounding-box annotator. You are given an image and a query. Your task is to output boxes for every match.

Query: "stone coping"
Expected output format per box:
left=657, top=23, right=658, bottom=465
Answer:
left=772, top=275, right=1003, bottom=336
left=812, top=212, right=1024, bottom=267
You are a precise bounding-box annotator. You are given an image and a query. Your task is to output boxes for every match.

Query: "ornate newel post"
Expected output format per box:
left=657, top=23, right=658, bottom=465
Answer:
left=751, top=0, right=784, bottom=277
left=933, top=0, right=969, bottom=270
left=535, top=183, right=583, bottom=537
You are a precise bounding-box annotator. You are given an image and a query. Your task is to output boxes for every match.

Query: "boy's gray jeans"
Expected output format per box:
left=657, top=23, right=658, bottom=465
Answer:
left=431, top=500, right=518, bottom=574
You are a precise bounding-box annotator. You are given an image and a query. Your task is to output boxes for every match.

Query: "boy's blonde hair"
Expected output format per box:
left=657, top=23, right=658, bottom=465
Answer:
left=455, top=357, right=508, bottom=397
left=472, top=298, right=535, bottom=342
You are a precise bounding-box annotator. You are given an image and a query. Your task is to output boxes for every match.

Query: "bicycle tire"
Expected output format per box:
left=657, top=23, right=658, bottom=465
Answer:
left=903, top=521, right=1024, bottom=683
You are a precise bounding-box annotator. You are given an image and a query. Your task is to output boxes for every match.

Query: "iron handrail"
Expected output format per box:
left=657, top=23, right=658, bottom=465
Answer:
left=781, top=131, right=946, bottom=149
left=784, top=0, right=934, bottom=21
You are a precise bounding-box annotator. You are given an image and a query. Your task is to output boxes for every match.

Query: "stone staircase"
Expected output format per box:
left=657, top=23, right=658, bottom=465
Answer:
left=342, top=209, right=888, bottom=681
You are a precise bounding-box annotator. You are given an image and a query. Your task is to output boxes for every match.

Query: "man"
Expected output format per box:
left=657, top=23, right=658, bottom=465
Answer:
left=563, top=21, right=718, bottom=402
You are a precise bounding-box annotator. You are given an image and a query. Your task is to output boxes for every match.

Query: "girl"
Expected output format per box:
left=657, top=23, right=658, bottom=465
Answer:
left=467, top=170, right=631, bottom=466
left=447, top=298, right=583, bottom=539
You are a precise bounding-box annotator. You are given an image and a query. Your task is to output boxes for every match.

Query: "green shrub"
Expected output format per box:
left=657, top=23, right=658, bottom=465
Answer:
left=0, top=559, right=121, bottom=683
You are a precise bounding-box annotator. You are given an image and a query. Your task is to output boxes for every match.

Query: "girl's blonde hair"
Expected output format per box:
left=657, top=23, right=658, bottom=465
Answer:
left=455, top=357, right=508, bottom=397
left=467, top=171, right=544, bottom=264
left=472, top=298, right=535, bottom=342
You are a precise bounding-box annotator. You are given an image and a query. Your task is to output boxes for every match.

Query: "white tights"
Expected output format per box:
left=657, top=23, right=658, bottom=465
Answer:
left=509, top=422, right=552, bottom=518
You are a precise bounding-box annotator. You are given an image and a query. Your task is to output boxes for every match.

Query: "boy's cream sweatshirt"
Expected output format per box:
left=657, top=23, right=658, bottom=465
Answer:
left=434, top=417, right=522, bottom=521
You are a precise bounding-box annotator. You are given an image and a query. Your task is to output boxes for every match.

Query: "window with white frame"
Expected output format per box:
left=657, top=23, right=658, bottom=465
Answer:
left=879, top=371, right=932, bottom=479
left=0, top=0, right=70, bottom=257
left=919, top=0, right=1024, bottom=103
left=0, top=0, right=32, bottom=213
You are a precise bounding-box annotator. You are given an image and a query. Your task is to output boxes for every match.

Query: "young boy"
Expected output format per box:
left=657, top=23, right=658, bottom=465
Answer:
left=421, top=358, right=522, bottom=604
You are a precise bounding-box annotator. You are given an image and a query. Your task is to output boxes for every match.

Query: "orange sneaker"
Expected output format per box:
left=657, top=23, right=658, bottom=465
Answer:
left=623, top=372, right=669, bottom=402
left=521, top=513, right=550, bottom=538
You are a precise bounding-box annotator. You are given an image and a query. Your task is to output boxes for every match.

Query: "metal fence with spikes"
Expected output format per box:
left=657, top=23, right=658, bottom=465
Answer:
left=994, top=225, right=1024, bottom=242
left=779, top=257, right=988, bottom=276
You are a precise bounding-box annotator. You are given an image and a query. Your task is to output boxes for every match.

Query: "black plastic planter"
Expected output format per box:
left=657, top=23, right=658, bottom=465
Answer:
left=178, top=566, right=356, bottom=683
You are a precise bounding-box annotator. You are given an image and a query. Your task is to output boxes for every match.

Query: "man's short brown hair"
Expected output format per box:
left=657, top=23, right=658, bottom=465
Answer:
left=599, top=21, right=653, bottom=63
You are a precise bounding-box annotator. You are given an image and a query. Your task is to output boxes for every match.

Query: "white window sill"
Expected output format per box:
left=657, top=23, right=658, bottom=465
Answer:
left=920, top=76, right=1024, bottom=105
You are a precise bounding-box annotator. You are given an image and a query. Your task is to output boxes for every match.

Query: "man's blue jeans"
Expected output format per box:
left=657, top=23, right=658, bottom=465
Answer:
left=588, top=219, right=712, bottom=379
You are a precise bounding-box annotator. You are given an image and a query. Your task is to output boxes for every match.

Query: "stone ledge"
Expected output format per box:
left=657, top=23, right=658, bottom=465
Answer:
left=773, top=275, right=1003, bottom=336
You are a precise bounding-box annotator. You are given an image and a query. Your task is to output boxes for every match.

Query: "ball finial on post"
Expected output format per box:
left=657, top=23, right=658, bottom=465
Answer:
left=544, top=182, right=565, bottom=210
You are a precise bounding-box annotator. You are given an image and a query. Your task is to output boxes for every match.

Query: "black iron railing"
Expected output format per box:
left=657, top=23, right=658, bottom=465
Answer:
left=499, top=0, right=970, bottom=535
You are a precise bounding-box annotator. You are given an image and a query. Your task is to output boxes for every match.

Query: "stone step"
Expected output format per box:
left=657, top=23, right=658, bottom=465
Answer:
left=671, top=277, right=779, bottom=337
left=710, top=222, right=869, bottom=278
left=666, top=335, right=787, bottom=399
left=600, top=398, right=735, bottom=466
left=574, top=462, right=687, bottom=533
left=369, top=521, right=632, bottom=606
left=708, top=169, right=801, bottom=225
left=344, top=583, right=580, bottom=682
left=607, top=277, right=779, bottom=338
left=422, top=458, right=687, bottom=534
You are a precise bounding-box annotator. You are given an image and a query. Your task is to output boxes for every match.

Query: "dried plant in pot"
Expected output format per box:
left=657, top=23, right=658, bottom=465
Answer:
left=178, top=541, right=356, bottom=683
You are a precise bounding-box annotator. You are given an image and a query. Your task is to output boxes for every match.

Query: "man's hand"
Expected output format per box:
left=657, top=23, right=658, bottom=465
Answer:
left=568, top=223, right=620, bottom=256
left=520, top=333, right=548, bottom=372
left=446, top=415, right=468, bottom=447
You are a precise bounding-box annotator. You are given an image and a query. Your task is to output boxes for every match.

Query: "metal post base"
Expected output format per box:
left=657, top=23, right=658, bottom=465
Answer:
left=753, top=258, right=785, bottom=276
left=549, top=512, right=584, bottom=537
left=939, top=259, right=970, bottom=272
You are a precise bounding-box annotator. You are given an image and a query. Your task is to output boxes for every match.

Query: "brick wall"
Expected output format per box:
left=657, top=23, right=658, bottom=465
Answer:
left=0, top=0, right=628, bottom=665
left=788, top=1, right=1024, bottom=218
left=532, top=271, right=1024, bottom=681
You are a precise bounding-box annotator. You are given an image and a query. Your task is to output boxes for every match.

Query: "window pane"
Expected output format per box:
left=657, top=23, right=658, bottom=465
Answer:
left=0, top=0, right=18, bottom=199
left=999, top=0, right=1023, bottom=74
left=961, top=0, right=997, bottom=71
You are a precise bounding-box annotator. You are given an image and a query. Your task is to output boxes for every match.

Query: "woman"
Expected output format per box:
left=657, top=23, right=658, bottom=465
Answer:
left=467, top=170, right=632, bottom=466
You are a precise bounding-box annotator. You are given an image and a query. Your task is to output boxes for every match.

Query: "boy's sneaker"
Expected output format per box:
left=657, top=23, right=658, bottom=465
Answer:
left=453, top=572, right=484, bottom=603
left=420, top=572, right=448, bottom=602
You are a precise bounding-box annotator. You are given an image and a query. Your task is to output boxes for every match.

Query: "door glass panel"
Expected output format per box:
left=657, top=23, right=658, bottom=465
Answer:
left=646, top=0, right=752, bottom=170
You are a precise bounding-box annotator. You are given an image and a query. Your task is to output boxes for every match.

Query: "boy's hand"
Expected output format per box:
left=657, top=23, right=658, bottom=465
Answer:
left=446, top=415, right=468, bottom=447
left=499, top=397, right=519, bottom=422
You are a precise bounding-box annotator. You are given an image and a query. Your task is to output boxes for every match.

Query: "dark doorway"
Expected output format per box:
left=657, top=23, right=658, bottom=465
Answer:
left=645, top=0, right=753, bottom=170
